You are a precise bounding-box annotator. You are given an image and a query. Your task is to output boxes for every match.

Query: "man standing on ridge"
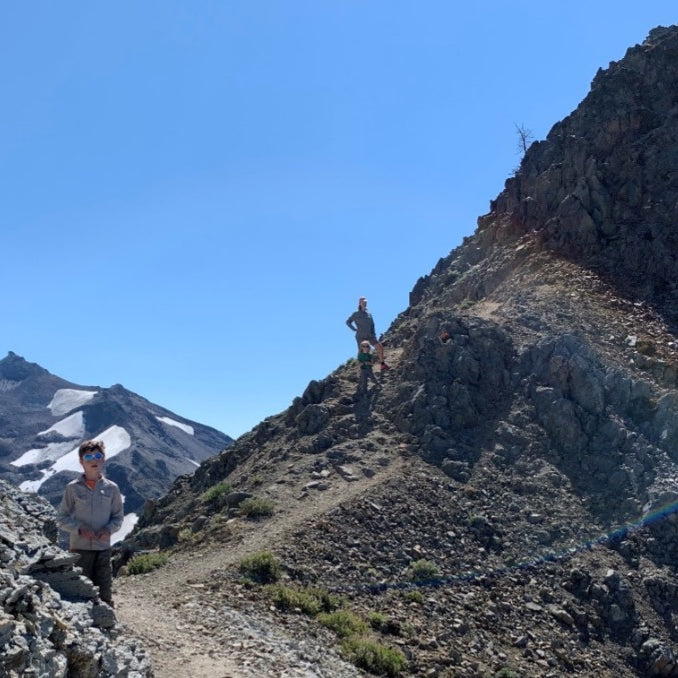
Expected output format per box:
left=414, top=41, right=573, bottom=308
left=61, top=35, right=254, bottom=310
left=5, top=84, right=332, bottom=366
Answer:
left=346, top=296, right=389, bottom=371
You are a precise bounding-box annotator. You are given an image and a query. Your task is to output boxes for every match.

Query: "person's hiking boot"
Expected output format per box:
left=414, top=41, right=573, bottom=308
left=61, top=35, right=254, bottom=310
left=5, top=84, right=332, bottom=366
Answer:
left=380, top=362, right=390, bottom=371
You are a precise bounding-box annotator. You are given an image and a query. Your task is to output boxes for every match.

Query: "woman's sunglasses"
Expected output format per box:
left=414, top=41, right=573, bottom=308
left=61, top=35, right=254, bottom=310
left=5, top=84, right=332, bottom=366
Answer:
left=83, top=451, right=104, bottom=461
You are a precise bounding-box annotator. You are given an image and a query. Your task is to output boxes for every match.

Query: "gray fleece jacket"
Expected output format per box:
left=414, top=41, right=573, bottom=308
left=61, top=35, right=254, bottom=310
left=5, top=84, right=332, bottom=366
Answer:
left=346, top=309, right=376, bottom=340
left=57, top=475, right=124, bottom=551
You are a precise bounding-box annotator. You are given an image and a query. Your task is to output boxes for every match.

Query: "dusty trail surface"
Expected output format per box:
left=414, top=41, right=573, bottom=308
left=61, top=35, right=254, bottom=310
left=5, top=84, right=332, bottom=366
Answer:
left=115, top=456, right=406, bottom=677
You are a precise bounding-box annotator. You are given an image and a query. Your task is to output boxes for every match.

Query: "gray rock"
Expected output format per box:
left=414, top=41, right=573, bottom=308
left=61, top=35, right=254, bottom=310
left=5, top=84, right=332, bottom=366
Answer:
left=0, top=479, right=151, bottom=677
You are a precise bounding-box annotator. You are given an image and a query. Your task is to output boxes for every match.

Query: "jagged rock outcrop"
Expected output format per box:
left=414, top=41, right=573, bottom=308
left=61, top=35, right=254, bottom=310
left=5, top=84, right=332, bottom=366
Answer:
left=0, top=479, right=151, bottom=677
left=419, top=25, right=678, bottom=317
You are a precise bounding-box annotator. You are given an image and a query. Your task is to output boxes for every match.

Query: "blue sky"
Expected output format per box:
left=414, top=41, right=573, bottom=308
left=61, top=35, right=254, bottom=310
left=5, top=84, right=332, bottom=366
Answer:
left=2, top=3, right=675, bottom=439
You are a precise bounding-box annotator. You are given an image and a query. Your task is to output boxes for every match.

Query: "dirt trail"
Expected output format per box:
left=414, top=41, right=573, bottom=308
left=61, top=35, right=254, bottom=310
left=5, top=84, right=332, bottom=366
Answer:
left=115, top=454, right=408, bottom=677
left=116, top=582, right=239, bottom=678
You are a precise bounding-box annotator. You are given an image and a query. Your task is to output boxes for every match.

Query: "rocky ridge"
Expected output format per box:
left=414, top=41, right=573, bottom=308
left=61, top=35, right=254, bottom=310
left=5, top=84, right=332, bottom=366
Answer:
left=116, top=25, right=678, bottom=677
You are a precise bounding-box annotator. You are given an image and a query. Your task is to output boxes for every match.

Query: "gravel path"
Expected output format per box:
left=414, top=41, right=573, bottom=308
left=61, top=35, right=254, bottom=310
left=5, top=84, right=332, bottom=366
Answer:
left=114, top=458, right=407, bottom=676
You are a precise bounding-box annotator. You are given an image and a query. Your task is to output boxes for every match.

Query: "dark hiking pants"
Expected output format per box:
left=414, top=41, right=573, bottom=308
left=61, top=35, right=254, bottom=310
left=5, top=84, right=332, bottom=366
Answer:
left=359, top=367, right=378, bottom=391
left=73, top=549, right=113, bottom=605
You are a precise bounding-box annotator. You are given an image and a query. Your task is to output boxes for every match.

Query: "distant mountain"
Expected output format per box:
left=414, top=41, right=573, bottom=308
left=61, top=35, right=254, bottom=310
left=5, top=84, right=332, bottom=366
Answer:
left=0, top=351, right=233, bottom=524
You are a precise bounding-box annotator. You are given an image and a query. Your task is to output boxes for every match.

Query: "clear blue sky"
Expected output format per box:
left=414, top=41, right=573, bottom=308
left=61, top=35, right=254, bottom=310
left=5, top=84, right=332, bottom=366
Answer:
left=2, top=3, right=675, bottom=439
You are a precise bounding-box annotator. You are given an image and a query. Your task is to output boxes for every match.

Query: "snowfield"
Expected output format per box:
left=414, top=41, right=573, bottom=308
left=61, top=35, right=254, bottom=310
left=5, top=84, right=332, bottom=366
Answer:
left=157, top=416, right=194, bottom=435
left=48, top=388, right=97, bottom=416
left=11, top=441, right=77, bottom=468
left=113, top=512, right=139, bottom=544
left=38, top=410, right=85, bottom=439
left=19, top=425, right=131, bottom=493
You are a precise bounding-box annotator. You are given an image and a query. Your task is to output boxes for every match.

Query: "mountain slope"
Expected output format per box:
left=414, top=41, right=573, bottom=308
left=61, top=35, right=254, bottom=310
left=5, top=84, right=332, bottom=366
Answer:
left=115, top=24, right=678, bottom=677
left=0, top=351, right=233, bottom=519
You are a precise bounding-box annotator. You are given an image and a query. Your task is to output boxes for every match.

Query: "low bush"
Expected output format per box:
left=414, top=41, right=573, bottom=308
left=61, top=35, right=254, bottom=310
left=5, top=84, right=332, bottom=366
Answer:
left=317, top=609, right=368, bottom=639
left=342, top=637, right=408, bottom=677
left=269, top=585, right=316, bottom=615
left=201, top=481, right=232, bottom=503
left=238, top=551, right=281, bottom=584
left=268, top=585, right=345, bottom=615
left=402, top=590, right=424, bottom=604
left=240, top=497, right=275, bottom=519
left=177, top=528, right=194, bottom=543
left=407, top=559, right=441, bottom=582
left=127, top=552, right=168, bottom=575
left=368, top=611, right=387, bottom=629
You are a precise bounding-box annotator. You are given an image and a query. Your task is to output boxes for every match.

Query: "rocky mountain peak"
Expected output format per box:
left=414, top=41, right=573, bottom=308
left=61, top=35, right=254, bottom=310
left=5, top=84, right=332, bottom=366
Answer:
left=0, top=351, right=49, bottom=382
left=0, top=354, right=233, bottom=523
left=475, top=24, right=678, bottom=315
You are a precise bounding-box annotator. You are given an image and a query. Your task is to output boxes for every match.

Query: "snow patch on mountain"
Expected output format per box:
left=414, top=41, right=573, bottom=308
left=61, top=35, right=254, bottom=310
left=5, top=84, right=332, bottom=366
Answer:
left=38, top=411, right=85, bottom=439
left=0, top=379, right=20, bottom=392
left=48, top=388, right=97, bottom=416
left=19, top=425, right=131, bottom=493
left=11, top=441, right=76, bottom=467
left=113, top=512, right=139, bottom=544
left=157, top=416, right=194, bottom=435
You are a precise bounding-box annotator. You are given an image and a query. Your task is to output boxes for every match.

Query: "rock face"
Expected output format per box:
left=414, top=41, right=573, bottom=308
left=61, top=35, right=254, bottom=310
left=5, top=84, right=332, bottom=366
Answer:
left=119, top=24, right=678, bottom=677
left=0, top=479, right=151, bottom=677
left=0, top=351, right=233, bottom=518
left=476, top=24, right=678, bottom=314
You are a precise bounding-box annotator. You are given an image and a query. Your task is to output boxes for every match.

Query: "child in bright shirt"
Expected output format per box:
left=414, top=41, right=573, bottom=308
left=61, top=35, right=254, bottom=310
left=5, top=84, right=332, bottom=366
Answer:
left=357, top=339, right=379, bottom=392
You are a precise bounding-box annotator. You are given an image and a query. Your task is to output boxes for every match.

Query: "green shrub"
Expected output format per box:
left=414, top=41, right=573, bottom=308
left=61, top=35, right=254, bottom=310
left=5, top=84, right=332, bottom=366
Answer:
left=240, top=497, right=275, bottom=519
left=342, top=637, right=408, bottom=677
left=400, top=622, right=415, bottom=637
left=268, top=584, right=323, bottom=615
left=266, top=584, right=344, bottom=615
left=317, top=609, right=368, bottom=639
left=127, top=551, right=168, bottom=575
left=407, top=559, right=441, bottom=582
left=177, top=528, right=194, bottom=543
left=238, top=551, right=281, bottom=584
left=368, top=611, right=387, bottom=629
left=201, top=481, right=232, bottom=503
left=494, top=670, right=518, bottom=678
left=311, top=587, right=345, bottom=613
left=402, top=590, right=424, bottom=604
